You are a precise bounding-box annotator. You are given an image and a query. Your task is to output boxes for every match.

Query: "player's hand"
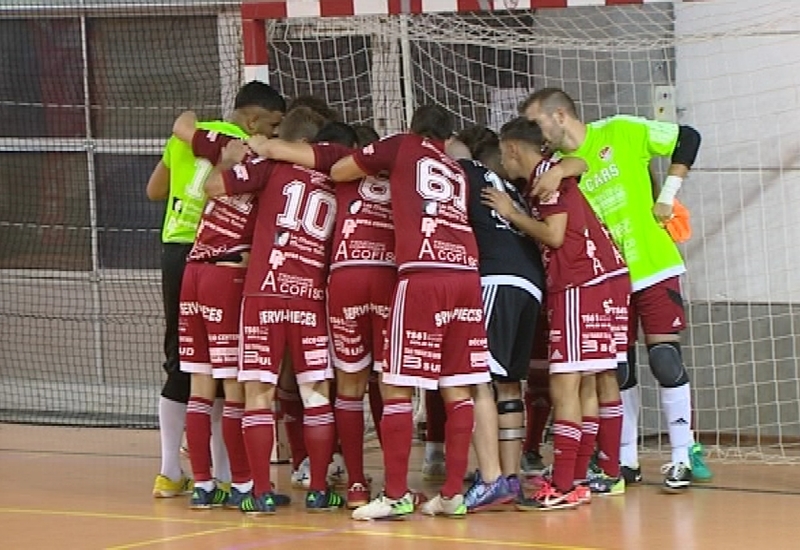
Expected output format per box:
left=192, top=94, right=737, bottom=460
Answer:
left=653, top=201, right=674, bottom=226
left=530, top=164, right=563, bottom=202
left=219, top=139, right=249, bottom=169
left=481, top=187, right=516, bottom=220
left=246, top=135, right=270, bottom=157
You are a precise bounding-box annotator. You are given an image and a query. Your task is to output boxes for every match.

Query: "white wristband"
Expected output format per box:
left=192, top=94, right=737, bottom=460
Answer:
left=657, top=175, right=683, bottom=205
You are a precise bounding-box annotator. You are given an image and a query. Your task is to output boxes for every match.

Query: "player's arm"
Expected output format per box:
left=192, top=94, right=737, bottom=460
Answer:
left=481, top=188, right=567, bottom=249
left=654, top=124, right=701, bottom=207
left=172, top=111, right=197, bottom=144
left=146, top=161, right=170, bottom=201
left=246, top=136, right=316, bottom=168
left=203, top=141, right=251, bottom=197
left=331, top=135, right=401, bottom=182
left=530, top=157, right=587, bottom=200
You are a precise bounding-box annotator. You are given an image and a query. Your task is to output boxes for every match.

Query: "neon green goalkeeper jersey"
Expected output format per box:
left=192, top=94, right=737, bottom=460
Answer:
left=565, top=115, right=685, bottom=292
left=160, top=120, right=249, bottom=244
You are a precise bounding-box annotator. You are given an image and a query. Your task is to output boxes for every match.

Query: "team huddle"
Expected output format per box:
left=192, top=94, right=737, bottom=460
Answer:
left=146, top=81, right=711, bottom=520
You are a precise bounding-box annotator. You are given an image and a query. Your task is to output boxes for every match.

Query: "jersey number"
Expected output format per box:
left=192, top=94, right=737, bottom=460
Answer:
left=277, top=180, right=336, bottom=240
left=358, top=176, right=391, bottom=204
left=187, top=159, right=213, bottom=199
left=416, top=158, right=467, bottom=212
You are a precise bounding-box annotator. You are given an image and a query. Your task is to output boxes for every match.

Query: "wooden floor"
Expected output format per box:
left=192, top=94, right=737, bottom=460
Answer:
left=2, top=424, right=800, bottom=550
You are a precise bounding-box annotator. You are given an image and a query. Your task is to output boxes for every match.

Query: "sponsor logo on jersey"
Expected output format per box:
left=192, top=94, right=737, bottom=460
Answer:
left=599, top=146, right=613, bottom=161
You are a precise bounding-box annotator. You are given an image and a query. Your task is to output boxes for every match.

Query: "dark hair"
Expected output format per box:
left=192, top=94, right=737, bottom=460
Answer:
left=410, top=104, right=454, bottom=141
left=456, top=125, right=497, bottom=157
left=499, top=117, right=545, bottom=149
left=313, top=122, right=358, bottom=147
left=352, top=124, right=380, bottom=147
left=287, top=95, right=341, bottom=122
left=234, top=81, right=286, bottom=113
left=278, top=106, right=326, bottom=142
left=519, top=87, right=577, bottom=118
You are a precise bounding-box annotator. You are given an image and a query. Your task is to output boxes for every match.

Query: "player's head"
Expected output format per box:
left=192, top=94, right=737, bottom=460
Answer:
left=278, top=106, right=327, bottom=143
left=456, top=125, right=497, bottom=156
left=313, top=121, right=358, bottom=148
left=410, top=104, right=454, bottom=141
left=445, top=139, right=472, bottom=161
left=287, top=95, right=342, bottom=123
left=352, top=124, right=380, bottom=147
left=498, top=116, right=546, bottom=180
left=233, top=81, right=287, bottom=138
left=518, top=87, right=578, bottom=151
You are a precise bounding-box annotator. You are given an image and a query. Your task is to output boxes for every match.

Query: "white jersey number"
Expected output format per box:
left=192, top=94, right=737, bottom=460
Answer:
left=277, top=180, right=337, bottom=240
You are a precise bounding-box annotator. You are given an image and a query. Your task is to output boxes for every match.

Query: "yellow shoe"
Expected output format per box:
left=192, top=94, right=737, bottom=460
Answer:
left=152, top=473, right=193, bottom=498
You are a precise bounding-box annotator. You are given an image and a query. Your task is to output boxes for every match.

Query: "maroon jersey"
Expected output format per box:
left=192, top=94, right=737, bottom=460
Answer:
left=313, top=142, right=395, bottom=270
left=223, top=157, right=336, bottom=301
left=351, top=133, right=478, bottom=274
left=528, top=159, right=626, bottom=293
left=188, top=129, right=257, bottom=262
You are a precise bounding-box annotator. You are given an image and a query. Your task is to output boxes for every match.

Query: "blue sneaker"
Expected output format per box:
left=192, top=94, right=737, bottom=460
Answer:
left=240, top=492, right=277, bottom=516
left=464, top=472, right=515, bottom=512
left=305, top=489, right=345, bottom=512
left=690, top=443, right=713, bottom=482
left=506, top=475, right=525, bottom=503
left=189, top=485, right=228, bottom=509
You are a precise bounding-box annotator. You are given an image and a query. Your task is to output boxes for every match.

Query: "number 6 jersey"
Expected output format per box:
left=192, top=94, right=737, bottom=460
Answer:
left=222, top=158, right=337, bottom=301
left=351, top=133, right=479, bottom=274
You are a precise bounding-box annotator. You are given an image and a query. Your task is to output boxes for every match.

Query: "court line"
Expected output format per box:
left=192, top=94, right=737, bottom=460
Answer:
left=0, top=508, right=599, bottom=550
left=106, top=526, right=243, bottom=550
left=640, top=481, right=800, bottom=497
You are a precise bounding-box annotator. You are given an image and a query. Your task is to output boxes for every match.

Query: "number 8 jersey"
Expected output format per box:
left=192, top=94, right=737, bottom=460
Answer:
left=351, top=133, right=479, bottom=274
left=222, top=157, right=337, bottom=301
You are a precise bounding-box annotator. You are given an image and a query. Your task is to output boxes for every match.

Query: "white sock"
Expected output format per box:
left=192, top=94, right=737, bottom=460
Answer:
left=620, top=386, right=640, bottom=467
left=424, top=442, right=444, bottom=463
left=661, top=384, right=693, bottom=465
left=210, top=398, right=231, bottom=483
left=159, top=396, right=187, bottom=481
left=195, top=480, right=215, bottom=492
left=232, top=480, right=254, bottom=493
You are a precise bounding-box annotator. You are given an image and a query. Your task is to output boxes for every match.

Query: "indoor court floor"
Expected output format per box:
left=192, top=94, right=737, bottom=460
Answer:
left=2, top=423, right=799, bottom=550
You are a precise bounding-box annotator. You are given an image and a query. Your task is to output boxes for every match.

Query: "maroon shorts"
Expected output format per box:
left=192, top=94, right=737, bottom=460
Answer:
left=547, top=283, right=617, bottom=374
left=606, top=274, right=632, bottom=363
left=239, top=295, right=331, bottom=385
left=178, top=262, right=245, bottom=380
left=628, top=276, right=686, bottom=343
left=382, top=270, right=490, bottom=390
left=529, top=306, right=549, bottom=369
left=327, top=266, right=397, bottom=373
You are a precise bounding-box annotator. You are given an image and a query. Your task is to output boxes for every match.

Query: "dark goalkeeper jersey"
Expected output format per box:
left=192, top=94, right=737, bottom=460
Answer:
left=461, top=159, right=545, bottom=300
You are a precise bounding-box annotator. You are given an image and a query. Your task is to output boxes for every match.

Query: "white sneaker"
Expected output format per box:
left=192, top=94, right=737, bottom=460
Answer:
left=327, top=452, right=347, bottom=486
left=291, top=457, right=311, bottom=489
left=351, top=492, right=415, bottom=521
left=420, top=493, right=467, bottom=518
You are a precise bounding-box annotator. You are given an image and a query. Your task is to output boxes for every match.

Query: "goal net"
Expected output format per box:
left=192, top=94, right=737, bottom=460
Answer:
left=2, top=0, right=799, bottom=463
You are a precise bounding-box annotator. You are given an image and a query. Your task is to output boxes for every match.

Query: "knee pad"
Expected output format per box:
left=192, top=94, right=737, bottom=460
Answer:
left=298, top=383, right=330, bottom=408
left=648, top=341, right=689, bottom=388
left=497, top=399, right=525, bottom=441
left=617, top=346, right=637, bottom=390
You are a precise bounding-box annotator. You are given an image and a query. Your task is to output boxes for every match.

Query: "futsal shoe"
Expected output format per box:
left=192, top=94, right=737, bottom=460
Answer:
left=189, top=485, right=228, bottom=509
left=516, top=480, right=581, bottom=511
left=464, top=471, right=515, bottom=512
left=620, top=464, right=643, bottom=485
left=690, top=443, right=713, bottom=482
left=240, top=493, right=277, bottom=515
left=305, top=488, right=346, bottom=512
left=421, top=493, right=468, bottom=518
left=587, top=473, right=625, bottom=497
left=520, top=450, right=547, bottom=476
left=662, top=462, right=693, bottom=493
left=352, top=492, right=415, bottom=521
left=152, top=473, right=193, bottom=498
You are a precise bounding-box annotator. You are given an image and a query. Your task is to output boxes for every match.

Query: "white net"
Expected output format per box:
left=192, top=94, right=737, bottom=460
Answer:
left=265, top=0, right=800, bottom=461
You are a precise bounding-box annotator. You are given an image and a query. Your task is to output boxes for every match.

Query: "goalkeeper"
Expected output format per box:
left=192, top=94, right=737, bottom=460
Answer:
left=520, top=88, right=710, bottom=493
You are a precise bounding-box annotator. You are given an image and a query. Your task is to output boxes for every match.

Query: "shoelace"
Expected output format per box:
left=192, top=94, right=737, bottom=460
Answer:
left=660, top=462, right=690, bottom=476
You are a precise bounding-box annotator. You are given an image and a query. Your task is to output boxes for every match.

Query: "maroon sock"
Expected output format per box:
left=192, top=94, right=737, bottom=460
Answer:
left=598, top=401, right=623, bottom=478
left=425, top=389, right=446, bottom=444
left=575, top=416, right=599, bottom=481
left=185, top=397, right=214, bottom=483
left=277, top=389, right=307, bottom=470
left=222, top=401, right=250, bottom=484
left=551, top=420, right=581, bottom=493
left=380, top=398, right=413, bottom=499
left=304, top=403, right=336, bottom=492
left=334, top=395, right=366, bottom=486
left=440, top=399, right=474, bottom=499
left=242, top=409, right=274, bottom=497
left=367, top=376, right=384, bottom=444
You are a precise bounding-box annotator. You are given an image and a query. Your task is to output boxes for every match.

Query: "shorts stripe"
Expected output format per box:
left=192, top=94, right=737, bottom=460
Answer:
left=389, top=279, right=409, bottom=377
left=481, top=284, right=498, bottom=330
left=566, top=287, right=581, bottom=364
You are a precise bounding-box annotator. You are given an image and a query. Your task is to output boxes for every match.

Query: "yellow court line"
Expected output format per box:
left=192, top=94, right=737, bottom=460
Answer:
left=106, top=526, right=243, bottom=550
left=0, top=507, right=600, bottom=550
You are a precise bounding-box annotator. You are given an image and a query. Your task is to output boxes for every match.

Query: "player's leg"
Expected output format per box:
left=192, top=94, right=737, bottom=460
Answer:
left=422, top=389, right=447, bottom=480
left=367, top=371, right=384, bottom=443
left=575, top=374, right=599, bottom=485
left=421, top=271, right=490, bottom=519
left=154, top=243, right=194, bottom=498
left=639, top=277, right=711, bottom=491
left=237, top=295, right=282, bottom=515
left=522, top=310, right=551, bottom=476
left=277, top=356, right=309, bottom=487
left=619, top=289, right=642, bottom=484
left=292, top=299, right=344, bottom=511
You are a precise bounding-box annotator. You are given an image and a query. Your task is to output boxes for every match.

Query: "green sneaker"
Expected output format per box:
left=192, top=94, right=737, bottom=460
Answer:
left=690, top=443, right=713, bottom=482
left=240, top=492, right=276, bottom=516
left=420, top=493, right=467, bottom=518
left=588, top=474, right=626, bottom=496
left=351, top=492, right=415, bottom=521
